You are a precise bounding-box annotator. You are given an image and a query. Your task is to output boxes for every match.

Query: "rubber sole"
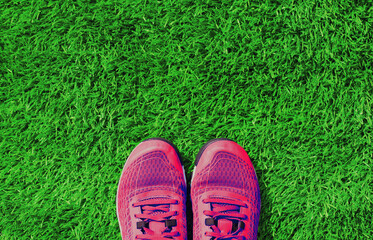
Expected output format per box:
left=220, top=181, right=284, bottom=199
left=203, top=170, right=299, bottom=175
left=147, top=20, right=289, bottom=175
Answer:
left=142, top=137, right=184, bottom=166
left=194, top=138, right=235, bottom=166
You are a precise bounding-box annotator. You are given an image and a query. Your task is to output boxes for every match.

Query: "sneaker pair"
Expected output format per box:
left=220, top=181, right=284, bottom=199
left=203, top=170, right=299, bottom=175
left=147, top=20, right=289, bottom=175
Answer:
left=116, top=138, right=261, bottom=240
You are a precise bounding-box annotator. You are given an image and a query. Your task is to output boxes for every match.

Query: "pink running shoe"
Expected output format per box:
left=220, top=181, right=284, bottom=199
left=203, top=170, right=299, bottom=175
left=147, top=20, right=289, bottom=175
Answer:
left=191, top=138, right=261, bottom=240
left=116, top=138, right=187, bottom=240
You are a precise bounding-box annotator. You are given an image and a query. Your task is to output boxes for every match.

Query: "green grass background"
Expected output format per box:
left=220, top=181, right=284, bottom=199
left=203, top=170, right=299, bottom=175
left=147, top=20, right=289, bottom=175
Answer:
left=1, top=0, right=373, bottom=239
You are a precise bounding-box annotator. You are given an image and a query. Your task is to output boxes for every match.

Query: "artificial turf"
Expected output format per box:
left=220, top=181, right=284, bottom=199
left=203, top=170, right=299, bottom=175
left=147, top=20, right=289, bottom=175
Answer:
left=1, top=0, right=373, bottom=239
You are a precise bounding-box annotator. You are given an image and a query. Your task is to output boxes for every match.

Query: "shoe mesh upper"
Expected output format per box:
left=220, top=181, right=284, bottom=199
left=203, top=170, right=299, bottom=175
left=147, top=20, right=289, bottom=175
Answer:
left=191, top=151, right=261, bottom=240
left=117, top=150, right=187, bottom=239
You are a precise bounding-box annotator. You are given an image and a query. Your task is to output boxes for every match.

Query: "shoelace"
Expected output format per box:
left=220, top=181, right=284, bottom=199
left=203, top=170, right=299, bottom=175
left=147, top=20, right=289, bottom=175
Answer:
left=133, top=198, right=180, bottom=240
left=203, top=197, right=248, bottom=240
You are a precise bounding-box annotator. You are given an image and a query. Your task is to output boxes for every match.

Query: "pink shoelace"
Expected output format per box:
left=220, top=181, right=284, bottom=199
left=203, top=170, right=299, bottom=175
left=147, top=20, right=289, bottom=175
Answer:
left=133, top=198, right=180, bottom=240
left=203, top=197, right=248, bottom=240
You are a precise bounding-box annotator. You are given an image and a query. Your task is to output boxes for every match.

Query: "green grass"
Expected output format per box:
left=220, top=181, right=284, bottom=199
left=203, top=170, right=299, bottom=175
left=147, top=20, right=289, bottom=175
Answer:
left=1, top=0, right=373, bottom=239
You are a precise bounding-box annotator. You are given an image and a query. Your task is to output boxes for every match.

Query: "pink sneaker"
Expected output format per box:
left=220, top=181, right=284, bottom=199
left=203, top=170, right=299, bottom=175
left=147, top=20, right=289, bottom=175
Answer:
left=116, top=138, right=187, bottom=239
left=191, top=139, right=261, bottom=240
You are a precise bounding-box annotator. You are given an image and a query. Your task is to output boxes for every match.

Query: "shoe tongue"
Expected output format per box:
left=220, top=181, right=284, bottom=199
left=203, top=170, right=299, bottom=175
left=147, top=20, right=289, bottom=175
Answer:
left=149, top=206, right=167, bottom=233
left=211, top=201, right=237, bottom=235
left=218, top=219, right=233, bottom=235
left=149, top=221, right=165, bottom=234
left=141, top=196, right=170, bottom=233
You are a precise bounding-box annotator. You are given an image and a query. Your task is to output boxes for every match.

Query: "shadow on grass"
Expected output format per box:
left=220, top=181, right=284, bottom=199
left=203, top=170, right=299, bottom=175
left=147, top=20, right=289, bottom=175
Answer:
left=178, top=151, right=194, bottom=240
left=255, top=165, right=274, bottom=240
left=186, top=174, right=193, bottom=240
